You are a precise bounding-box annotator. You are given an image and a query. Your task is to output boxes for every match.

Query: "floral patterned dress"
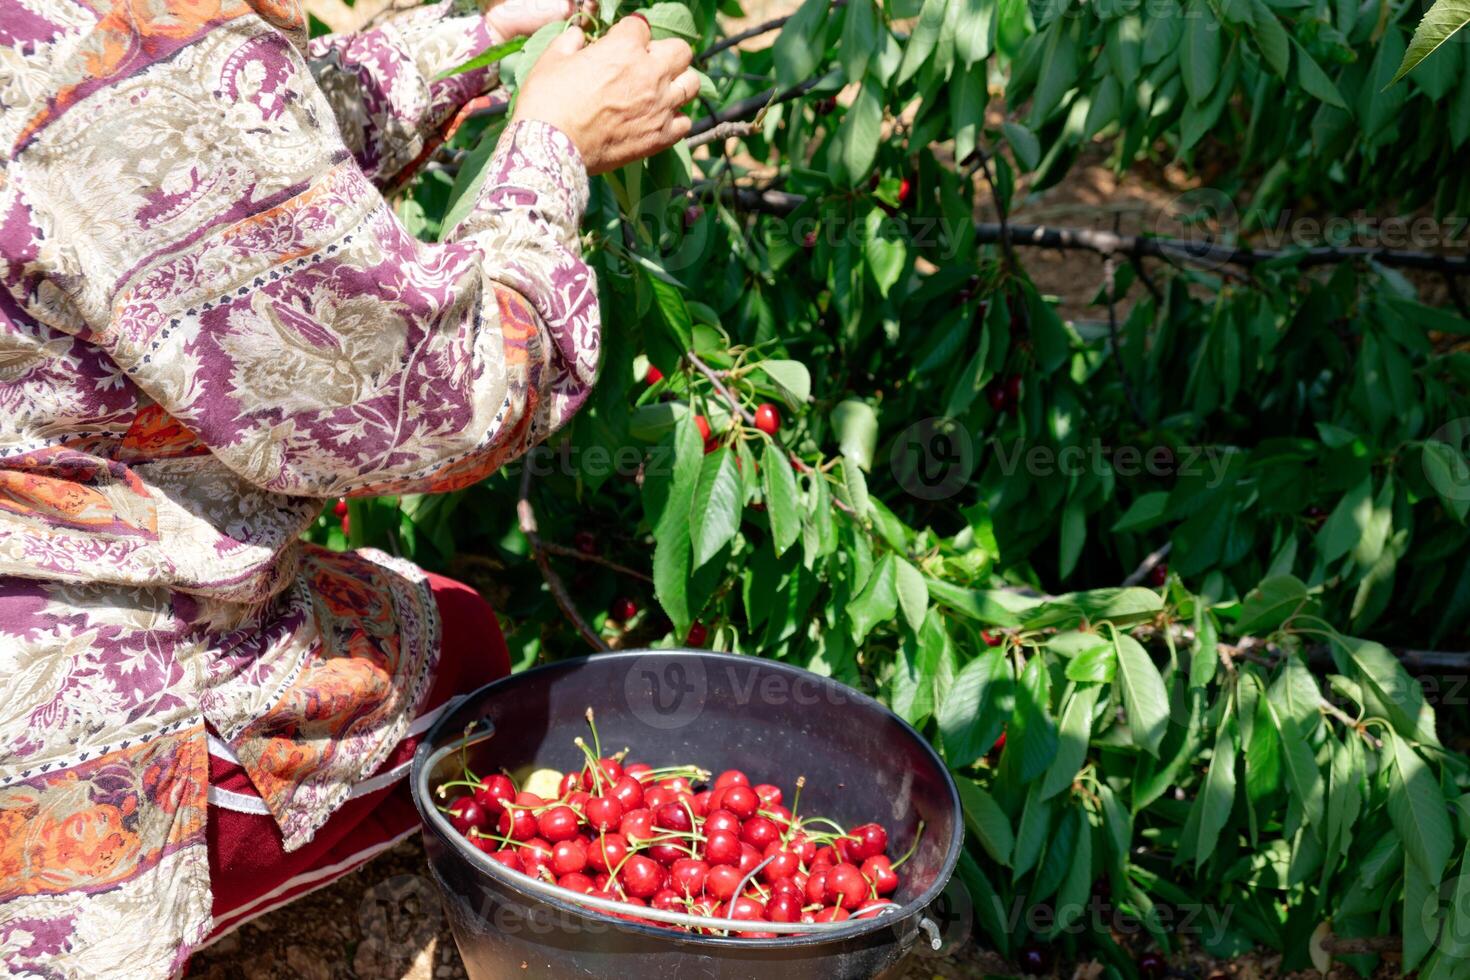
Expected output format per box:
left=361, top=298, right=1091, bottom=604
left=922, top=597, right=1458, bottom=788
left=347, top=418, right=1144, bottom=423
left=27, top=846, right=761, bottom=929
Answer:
left=0, top=1, right=599, bottom=974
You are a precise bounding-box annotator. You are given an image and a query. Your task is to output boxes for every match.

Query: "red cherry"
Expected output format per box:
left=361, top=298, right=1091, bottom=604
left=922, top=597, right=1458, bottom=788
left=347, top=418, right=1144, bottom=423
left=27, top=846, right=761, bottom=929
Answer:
left=740, top=816, right=779, bottom=850
left=619, top=807, right=655, bottom=842
left=558, top=771, right=582, bottom=798
left=861, top=855, right=899, bottom=895
left=805, top=869, right=830, bottom=905
left=609, top=774, right=645, bottom=811
left=814, top=906, right=850, bottom=922
left=766, top=892, right=802, bottom=922
left=737, top=842, right=762, bottom=876
left=897, top=177, right=913, bottom=206
left=723, top=895, right=765, bottom=922
left=487, top=849, right=521, bottom=872
left=333, top=498, right=348, bottom=518
left=826, top=863, right=868, bottom=909
left=760, top=844, right=801, bottom=882
left=551, top=839, right=588, bottom=875
left=498, top=806, right=537, bottom=841
left=721, top=785, right=759, bottom=820
left=764, top=804, right=792, bottom=830
left=705, top=808, right=741, bottom=835
left=854, top=898, right=892, bottom=920
left=986, top=384, right=1009, bottom=413
left=801, top=230, right=818, bottom=249
left=646, top=841, right=687, bottom=866
left=658, top=776, right=692, bottom=795
left=655, top=801, right=693, bottom=834
left=608, top=596, right=639, bottom=623
left=670, top=858, right=709, bottom=897
left=685, top=621, right=708, bottom=646
left=644, top=786, right=675, bottom=810
left=691, top=790, right=712, bottom=816
left=980, top=629, right=1004, bottom=647
left=587, top=834, right=629, bottom=873
left=624, top=762, right=654, bottom=782
left=714, top=770, right=750, bottom=789
left=518, top=838, right=552, bottom=876
left=621, top=855, right=667, bottom=898
left=558, top=871, right=594, bottom=893
left=695, top=415, right=712, bottom=442
left=537, top=805, right=580, bottom=843
left=851, top=823, right=888, bottom=860
left=705, top=863, right=744, bottom=900
left=1148, top=562, right=1169, bottom=587
left=993, top=730, right=1007, bottom=752
left=646, top=364, right=664, bottom=385
left=585, top=796, right=623, bottom=832
left=752, top=784, right=783, bottom=808
left=813, top=95, right=837, bottom=115
left=811, top=846, right=838, bottom=869
left=514, top=791, right=544, bottom=807
left=703, top=829, right=742, bottom=866
left=651, top=888, right=682, bottom=911
left=340, top=514, right=349, bottom=536
left=682, top=204, right=704, bottom=230
left=787, top=834, right=817, bottom=865
left=1003, top=372, right=1022, bottom=404
left=754, top=403, right=780, bottom=435
left=447, top=797, right=487, bottom=835
left=573, top=530, right=597, bottom=555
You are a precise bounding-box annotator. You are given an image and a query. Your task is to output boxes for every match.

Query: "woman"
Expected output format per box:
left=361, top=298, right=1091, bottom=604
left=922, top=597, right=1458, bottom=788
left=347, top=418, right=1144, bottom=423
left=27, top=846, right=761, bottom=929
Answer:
left=0, top=0, right=696, bottom=974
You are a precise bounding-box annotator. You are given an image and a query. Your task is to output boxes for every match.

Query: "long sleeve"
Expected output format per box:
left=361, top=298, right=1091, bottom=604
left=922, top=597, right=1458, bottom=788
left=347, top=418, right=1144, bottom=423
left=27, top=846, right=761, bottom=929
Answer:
left=8, top=7, right=598, bottom=499
left=308, top=3, right=504, bottom=188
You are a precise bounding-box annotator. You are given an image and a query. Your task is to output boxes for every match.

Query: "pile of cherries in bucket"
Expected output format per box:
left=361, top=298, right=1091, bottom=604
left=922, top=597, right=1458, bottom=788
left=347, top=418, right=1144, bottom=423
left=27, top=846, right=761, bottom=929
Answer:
left=435, top=710, right=916, bottom=936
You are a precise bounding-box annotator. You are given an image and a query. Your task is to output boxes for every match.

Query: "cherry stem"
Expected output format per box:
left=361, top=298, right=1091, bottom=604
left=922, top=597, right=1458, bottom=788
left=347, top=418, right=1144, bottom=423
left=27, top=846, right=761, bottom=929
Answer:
left=435, top=778, right=482, bottom=795
left=573, top=737, right=607, bottom=794
left=798, top=816, right=849, bottom=835
left=891, top=820, right=925, bottom=870
left=585, top=707, right=603, bottom=761
left=470, top=827, right=516, bottom=848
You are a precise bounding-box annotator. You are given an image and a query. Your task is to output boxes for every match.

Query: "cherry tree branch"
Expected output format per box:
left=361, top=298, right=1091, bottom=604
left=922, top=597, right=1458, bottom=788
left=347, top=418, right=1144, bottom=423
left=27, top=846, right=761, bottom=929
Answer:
left=517, top=465, right=608, bottom=652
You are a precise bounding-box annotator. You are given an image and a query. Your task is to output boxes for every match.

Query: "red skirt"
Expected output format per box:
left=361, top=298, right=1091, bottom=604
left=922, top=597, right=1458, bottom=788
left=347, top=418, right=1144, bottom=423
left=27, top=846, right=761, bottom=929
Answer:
left=202, top=573, right=509, bottom=939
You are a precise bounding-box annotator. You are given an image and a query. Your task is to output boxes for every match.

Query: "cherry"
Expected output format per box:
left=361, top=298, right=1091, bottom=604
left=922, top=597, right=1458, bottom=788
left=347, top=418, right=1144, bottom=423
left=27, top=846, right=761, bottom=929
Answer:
left=519, top=838, right=553, bottom=875
left=721, top=785, right=759, bottom=820
left=766, top=892, right=802, bottom=922
left=993, top=730, right=1007, bottom=752
left=691, top=790, right=712, bottom=816
left=647, top=841, right=687, bottom=865
left=656, top=801, right=694, bottom=834
left=1003, top=373, right=1022, bottom=404
left=645, top=364, right=664, bottom=385
left=621, top=855, right=667, bottom=898
left=704, top=828, right=742, bottom=866
left=787, top=834, right=816, bottom=865
left=854, top=899, right=893, bottom=920
left=723, top=896, right=765, bottom=922
left=609, top=774, right=645, bottom=811
left=651, top=888, right=682, bottom=911
left=498, top=806, right=538, bottom=841
left=706, top=863, right=744, bottom=899
left=811, top=846, right=838, bottom=869
left=644, top=785, right=676, bottom=810
left=714, top=769, right=750, bottom=789
left=587, top=833, right=630, bottom=873
left=1148, top=562, right=1169, bottom=587
left=705, top=809, right=741, bottom=835
left=760, top=843, right=800, bottom=882
left=754, top=403, right=780, bottom=435
left=801, top=230, right=818, bottom=249
left=805, top=870, right=830, bottom=905
left=685, top=621, right=708, bottom=646
left=813, top=95, right=837, bottom=115
left=487, top=849, right=521, bottom=872
left=514, top=791, right=544, bottom=807
left=851, top=823, right=888, bottom=860
left=740, top=816, right=779, bottom=849
left=897, top=177, right=913, bottom=207
left=683, top=204, right=704, bottom=230
left=813, top=906, right=850, bottom=922
left=609, top=596, right=639, bottom=623
left=670, top=858, right=708, bottom=897
left=333, top=498, right=348, bottom=518
left=658, top=776, right=693, bottom=795
left=869, top=172, right=882, bottom=191
left=624, top=762, right=654, bottom=782
left=551, top=838, right=588, bottom=875
left=1137, top=951, right=1167, bottom=979
left=980, top=629, right=1004, bottom=647
left=826, top=863, right=868, bottom=909
left=619, top=807, right=655, bottom=842
left=573, top=530, right=597, bottom=555
left=447, top=797, right=487, bottom=835
left=558, top=871, right=595, bottom=893
left=695, top=415, right=712, bottom=443
left=764, top=804, right=792, bottom=830
left=537, top=805, right=580, bottom=843
left=986, top=384, right=1009, bottom=413
left=770, top=876, right=802, bottom=899
left=1017, top=942, right=1049, bottom=975
left=861, top=855, right=898, bottom=895
left=558, top=771, right=582, bottom=798
left=339, top=513, right=350, bottom=536
left=585, top=795, right=624, bottom=832
left=737, top=842, right=761, bottom=875
left=752, top=784, right=783, bottom=807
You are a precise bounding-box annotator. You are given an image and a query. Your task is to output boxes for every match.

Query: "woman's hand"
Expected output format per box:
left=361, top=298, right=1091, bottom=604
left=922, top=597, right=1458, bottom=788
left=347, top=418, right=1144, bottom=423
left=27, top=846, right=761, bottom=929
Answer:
left=512, top=16, right=698, bottom=175
left=484, top=0, right=581, bottom=40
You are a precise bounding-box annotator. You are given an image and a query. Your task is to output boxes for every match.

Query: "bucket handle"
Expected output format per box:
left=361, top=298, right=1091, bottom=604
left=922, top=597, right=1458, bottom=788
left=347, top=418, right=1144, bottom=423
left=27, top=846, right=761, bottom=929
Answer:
left=417, top=731, right=907, bottom=936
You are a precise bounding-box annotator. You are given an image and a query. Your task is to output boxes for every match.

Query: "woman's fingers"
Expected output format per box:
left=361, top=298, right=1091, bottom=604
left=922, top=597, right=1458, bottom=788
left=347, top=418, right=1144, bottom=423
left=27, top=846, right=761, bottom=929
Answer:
left=668, top=68, right=701, bottom=109
left=649, top=38, right=694, bottom=78
left=547, top=24, right=587, bottom=57
left=608, top=13, right=652, bottom=48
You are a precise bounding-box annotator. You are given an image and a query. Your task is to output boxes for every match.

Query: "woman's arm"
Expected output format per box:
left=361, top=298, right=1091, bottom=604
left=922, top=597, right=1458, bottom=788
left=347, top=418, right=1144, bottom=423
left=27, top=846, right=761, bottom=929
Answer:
left=307, top=1, right=572, bottom=189
left=68, top=14, right=694, bottom=498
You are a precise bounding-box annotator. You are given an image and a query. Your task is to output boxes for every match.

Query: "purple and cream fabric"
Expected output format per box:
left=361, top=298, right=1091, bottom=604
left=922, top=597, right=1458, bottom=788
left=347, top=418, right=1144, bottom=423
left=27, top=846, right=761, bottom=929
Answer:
left=0, top=0, right=599, bottom=974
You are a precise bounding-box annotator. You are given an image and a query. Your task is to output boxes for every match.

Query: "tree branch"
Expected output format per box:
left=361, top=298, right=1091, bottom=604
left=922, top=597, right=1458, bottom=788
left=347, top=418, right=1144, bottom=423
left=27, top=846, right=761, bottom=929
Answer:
left=517, top=466, right=607, bottom=652
left=1103, top=251, right=1147, bottom=427
left=1121, top=542, right=1171, bottom=587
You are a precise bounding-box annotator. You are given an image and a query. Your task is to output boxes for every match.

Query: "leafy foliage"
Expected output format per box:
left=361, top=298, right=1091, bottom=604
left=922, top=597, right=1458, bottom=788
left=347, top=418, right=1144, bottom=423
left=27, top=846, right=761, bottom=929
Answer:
left=316, top=0, right=1470, bottom=971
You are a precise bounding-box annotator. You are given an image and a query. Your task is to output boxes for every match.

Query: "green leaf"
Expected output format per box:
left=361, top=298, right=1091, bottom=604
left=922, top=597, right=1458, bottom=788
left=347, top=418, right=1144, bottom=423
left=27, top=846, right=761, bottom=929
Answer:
left=1113, top=631, right=1170, bottom=755
left=772, top=0, right=830, bottom=89
left=1386, top=730, right=1454, bottom=877
left=646, top=273, right=694, bottom=350
left=1421, top=440, right=1470, bottom=522
left=1112, top=491, right=1170, bottom=531
left=864, top=210, right=906, bottom=298
left=1268, top=698, right=1325, bottom=834
left=688, top=448, right=742, bottom=568
left=1058, top=499, right=1087, bottom=578
left=840, top=0, right=879, bottom=82
left=1316, top=477, right=1372, bottom=564
left=1391, top=0, right=1470, bottom=83
left=1012, top=782, right=1054, bottom=876
left=1065, top=643, right=1118, bottom=683
left=1236, top=574, right=1313, bottom=633
left=1337, top=635, right=1440, bottom=746
left=437, top=36, right=528, bottom=79
left=761, top=444, right=801, bottom=557
left=1020, top=588, right=1163, bottom=630
left=1005, top=655, right=1058, bottom=784
left=836, top=456, right=870, bottom=519
left=1250, top=3, right=1290, bottom=76
left=1028, top=17, right=1082, bottom=124
left=831, top=399, right=879, bottom=472
left=895, top=557, right=929, bottom=632
left=1193, top=715, right=1238, bottom=867
left=1325, top=734, right=1363, bottom=858
left=1051, top=811, right=1093, bottom=935
left=956, top=779, right=1015, bottom=865
left=1040, top=684, right=1101, bottom=799
left=438, top=126, right=504, bottom=239
left=897, top=0, right=948, bottom=84
left=642, top=1, right=698, bottom=41
left=890, top=630, right=935, bottom=727
left=955, top=0, right=995, bottom=64
left=849, top=553, right=898, bottom=644
left=1002, top=121, right=1041, bottom=170
left=925, top=578, right=1038, bottom=625
left=838, top=82, right=885, bottom=183
left=757, top=359, right=812, bottom=408
left=650, top=415, right=707, bottom=636
left=1181, top=0, right=1222, bottom=103
left=1292, top=39, right=1348, bottom=108
left=937, top=644, right=1009, bottom=767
